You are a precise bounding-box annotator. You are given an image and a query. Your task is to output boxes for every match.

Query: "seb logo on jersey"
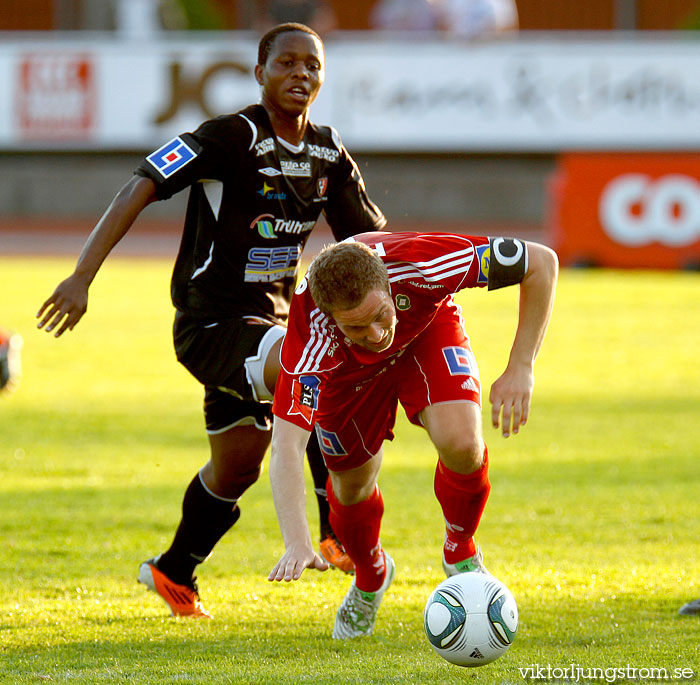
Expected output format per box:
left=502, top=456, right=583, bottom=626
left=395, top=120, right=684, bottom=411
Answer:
left=245, top=244, right=301, bottom=282
left=289, top=375, right=320, bottom=425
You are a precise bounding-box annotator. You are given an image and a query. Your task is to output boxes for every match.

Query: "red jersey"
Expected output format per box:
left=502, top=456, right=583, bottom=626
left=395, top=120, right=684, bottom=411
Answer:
left=273, top=232, right=492, bottom=430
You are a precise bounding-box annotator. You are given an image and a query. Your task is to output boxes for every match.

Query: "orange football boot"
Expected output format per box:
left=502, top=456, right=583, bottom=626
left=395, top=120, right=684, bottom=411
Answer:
left=319, top=535, right=355, bottom=575
left=138, top=557, right=212, bottom=618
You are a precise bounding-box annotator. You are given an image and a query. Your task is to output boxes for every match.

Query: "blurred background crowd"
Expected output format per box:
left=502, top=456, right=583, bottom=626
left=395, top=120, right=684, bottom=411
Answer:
left=6, top=0, right=700, bottom=36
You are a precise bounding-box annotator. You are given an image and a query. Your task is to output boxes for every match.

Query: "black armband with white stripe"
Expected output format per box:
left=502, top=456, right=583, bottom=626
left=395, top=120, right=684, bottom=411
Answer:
left=487, top=237, right=528, bottom=290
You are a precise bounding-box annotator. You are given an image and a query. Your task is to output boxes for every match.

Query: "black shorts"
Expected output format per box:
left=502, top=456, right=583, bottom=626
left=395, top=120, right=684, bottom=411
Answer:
left=173, top=311, right=282, bottom=434
left=203, top=388, right=273, bottom=434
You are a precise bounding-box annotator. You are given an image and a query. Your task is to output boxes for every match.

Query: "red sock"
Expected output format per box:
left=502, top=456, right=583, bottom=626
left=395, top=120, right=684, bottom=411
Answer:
left=434, top=447, right=491, bottom=564
left=327, top=479, right=386, bottom=592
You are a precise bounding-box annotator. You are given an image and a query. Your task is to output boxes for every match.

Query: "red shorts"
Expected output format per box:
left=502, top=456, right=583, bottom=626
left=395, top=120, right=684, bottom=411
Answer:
left=313, top=307, right=481, bottom=471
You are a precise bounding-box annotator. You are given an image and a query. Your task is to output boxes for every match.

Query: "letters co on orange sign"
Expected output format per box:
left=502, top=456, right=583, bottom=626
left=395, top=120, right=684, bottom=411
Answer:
left=548, top=153, right=700, bottom=270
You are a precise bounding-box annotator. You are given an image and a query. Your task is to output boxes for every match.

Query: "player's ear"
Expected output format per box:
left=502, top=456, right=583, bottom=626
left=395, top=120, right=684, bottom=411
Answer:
left=254, top=64, right=264, bottom=86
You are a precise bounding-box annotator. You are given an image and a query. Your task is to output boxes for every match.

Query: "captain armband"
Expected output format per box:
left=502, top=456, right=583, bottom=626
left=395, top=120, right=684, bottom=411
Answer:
left=487, top=237, right=528, bottom=290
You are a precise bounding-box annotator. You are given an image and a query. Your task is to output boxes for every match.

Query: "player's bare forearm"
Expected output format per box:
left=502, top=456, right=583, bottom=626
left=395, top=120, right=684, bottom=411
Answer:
left=508, top=243, right=558, bottom=368
left=268, top=417, right=328, bottom=581
left=36, top=176, right=156, bottom=337
left=490, top=243, right=558, bottom=437
left=73, top=176, right=157, bottom=283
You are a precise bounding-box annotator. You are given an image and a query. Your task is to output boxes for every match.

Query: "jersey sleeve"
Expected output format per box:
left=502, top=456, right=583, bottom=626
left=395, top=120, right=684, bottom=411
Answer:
left=356, top=232, right=528, bottom=294
left=322, top=131, right=386, bottom=241
left=272, top=282, right=323, bottom=430
left=354, top=232, right=488, bottom=293
left=134, top=117, right=245, bottom=201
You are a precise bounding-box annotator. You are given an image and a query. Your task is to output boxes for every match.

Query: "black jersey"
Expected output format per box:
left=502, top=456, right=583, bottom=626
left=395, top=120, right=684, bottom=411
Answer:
left=135, top=104, right=386, bottom=323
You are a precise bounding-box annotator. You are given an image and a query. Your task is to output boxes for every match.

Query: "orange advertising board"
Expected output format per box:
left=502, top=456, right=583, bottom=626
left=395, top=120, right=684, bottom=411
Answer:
left=549, top=153, right=700, bottom=269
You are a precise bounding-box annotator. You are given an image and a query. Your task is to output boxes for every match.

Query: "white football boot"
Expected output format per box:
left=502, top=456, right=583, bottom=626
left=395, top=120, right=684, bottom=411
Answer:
left=442, top=546, right=489, bottom=577
left=332, top=551, right=395, bottom=639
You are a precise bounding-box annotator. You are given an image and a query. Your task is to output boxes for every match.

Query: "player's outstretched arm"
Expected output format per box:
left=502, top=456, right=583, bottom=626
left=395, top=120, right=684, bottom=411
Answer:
left=36, top=176, right=157, bottom=337
left=268, top=417, right=329, bottom=582
left=490, top=242, right=558, bottom=438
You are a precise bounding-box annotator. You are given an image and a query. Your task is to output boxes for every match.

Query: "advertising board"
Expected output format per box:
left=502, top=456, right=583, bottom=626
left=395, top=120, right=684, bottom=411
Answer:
left=550, top=153, right=700, bottom=269
left=1, top=35, right=700, bottom=152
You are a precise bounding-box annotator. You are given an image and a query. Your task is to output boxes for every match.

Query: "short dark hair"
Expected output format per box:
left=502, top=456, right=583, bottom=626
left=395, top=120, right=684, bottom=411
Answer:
left=257, top=23, right=323, bottom=66
left=307, top=242, right=390, bottom=316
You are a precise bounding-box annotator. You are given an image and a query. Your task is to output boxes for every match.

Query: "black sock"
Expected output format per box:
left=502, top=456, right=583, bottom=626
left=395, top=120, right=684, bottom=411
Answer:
left=306, top=432, right=333, bottom=539
left=157, top=473, right=241, bottom=585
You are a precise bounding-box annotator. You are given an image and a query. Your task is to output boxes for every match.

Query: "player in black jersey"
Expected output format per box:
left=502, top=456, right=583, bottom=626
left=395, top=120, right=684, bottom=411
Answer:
left=37, top=23, right=386, bottom=617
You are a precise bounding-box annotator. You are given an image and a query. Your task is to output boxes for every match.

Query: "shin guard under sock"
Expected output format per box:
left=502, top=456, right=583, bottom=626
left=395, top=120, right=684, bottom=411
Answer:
left=327, top=480, right=385, bottom=592
left=434, top=447, right=491, bottom=564
left=157, top=472, right=241, bottom=585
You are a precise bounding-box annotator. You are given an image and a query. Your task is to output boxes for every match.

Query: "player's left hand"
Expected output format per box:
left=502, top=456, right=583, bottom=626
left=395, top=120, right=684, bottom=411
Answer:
left=36, top=273, right=90, bottom=337
left=268, top=544, right=329, bottom=582
left=489, top=362, right=534, bottom=438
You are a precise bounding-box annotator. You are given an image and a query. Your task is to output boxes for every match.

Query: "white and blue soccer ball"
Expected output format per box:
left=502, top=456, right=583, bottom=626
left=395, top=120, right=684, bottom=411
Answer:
left=424, top=572, right=518, bottom=667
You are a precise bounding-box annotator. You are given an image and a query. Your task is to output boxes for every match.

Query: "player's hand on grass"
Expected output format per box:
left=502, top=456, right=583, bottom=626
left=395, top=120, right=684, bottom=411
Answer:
left=268, top=545, right=329, bottom=582
left=36, top=274, right=90, bottom=337
left=489, top=362, right=534, bottom=438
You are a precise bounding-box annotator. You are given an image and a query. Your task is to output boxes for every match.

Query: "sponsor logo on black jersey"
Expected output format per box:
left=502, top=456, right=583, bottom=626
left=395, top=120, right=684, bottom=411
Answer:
left=255, top=137, right=275, bottom=156
left=257, top=183, right=287, bottom=200
left=147, top=137, right=197, bottom=178
left=250, top=213, right=315, bottom=239
left=259, top=166, right=282, bottom=177
left=281, top=160, right=311, bottom=178
left=308, top=144, right=339, bottom=163
left=317, top=177, right=328, bottom=197
left=251, top=213, right=276, bottom=239
left=245, top=245, right=301, bottom=282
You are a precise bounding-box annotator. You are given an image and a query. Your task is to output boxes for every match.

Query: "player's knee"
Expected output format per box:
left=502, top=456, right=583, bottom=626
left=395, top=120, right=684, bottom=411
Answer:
left=438, top=434, right=485, bottom=474
left=234, top=462, right=264, bottom=490
left=328, top=453, right=382, bottom=506
left=214, top=465, right=262, bottom=499
left=332, top=481, right=374, bottom=507
left=202, top=455, right=264, bottom=499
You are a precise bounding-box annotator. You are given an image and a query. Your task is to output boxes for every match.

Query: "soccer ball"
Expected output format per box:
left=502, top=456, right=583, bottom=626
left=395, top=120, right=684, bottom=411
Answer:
left=424, top=572, right=518, bottom=667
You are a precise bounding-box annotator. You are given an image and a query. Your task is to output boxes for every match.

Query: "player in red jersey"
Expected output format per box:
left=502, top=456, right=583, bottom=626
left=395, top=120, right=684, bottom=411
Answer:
left=268, top=231, right=558, bottom=638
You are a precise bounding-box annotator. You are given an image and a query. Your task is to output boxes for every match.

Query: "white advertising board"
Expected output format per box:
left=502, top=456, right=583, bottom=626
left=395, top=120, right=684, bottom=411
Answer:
left=1, top=33, right=699, bottom=152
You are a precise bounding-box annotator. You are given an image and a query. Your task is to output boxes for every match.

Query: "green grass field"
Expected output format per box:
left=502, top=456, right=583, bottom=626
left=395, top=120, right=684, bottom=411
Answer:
left=1, top=256, right=699, bottom=684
